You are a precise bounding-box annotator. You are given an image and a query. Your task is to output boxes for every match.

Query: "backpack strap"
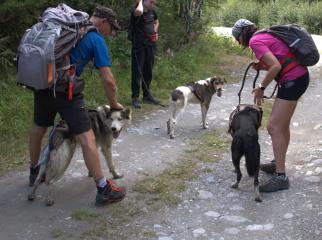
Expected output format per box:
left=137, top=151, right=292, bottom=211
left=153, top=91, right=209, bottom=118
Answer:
left=275, top=52, right=299, bottom=81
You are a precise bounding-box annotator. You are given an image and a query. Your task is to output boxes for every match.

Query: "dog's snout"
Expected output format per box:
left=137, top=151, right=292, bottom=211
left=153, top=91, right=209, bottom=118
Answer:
left=217, top=88, right=222, bottom=97
left=111, top=127, right=117, bottom=132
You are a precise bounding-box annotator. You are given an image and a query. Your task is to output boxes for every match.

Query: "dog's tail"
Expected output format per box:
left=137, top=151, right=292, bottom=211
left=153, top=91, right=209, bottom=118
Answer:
left=244, top=138, right=260, bottom=177
left=171, top=90, right=184, bottom=102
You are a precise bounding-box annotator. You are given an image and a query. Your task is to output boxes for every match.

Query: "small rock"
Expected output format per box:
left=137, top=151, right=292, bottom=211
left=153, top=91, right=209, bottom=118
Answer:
left=198, top=190, right=214, bottom=200
left=224, top=227, right=240, bottom=235
left=205, top=211, right=221, bottom=218
left=193, top=228, right=206, bottom=236
left=283, top=213, right=294, bottom=219
left=304, top=176, right=321, bottom=183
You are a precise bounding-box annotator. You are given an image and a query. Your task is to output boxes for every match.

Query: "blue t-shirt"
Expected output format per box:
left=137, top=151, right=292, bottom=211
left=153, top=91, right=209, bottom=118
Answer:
left=70, top=31, right=112, bottom=76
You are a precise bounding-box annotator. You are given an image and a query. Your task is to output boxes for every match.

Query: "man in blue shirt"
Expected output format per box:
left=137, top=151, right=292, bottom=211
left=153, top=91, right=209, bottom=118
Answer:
left=29, top=6, right=126, bottom=206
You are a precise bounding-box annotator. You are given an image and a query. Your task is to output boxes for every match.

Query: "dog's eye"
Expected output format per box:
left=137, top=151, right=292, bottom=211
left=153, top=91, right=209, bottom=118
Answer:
left=118, top=117, right=122, bottom=121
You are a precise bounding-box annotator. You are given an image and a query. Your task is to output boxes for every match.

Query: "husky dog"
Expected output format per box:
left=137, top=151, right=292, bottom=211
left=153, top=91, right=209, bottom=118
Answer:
left=166, top=76, right=225, bottom=139
left=228, top=104, right=263, bottom=202
left=28, top=105, right=131, bottom=206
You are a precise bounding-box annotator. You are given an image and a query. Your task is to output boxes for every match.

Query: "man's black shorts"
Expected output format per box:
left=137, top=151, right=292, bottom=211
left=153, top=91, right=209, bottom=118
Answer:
left=277, top=72, right=310, bottom=101
left=34, top=90, right=91, bottom=135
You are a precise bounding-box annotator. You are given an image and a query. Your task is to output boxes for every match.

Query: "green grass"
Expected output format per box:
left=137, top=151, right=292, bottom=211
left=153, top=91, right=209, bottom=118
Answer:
left=133, top=129, right=229, bottom=207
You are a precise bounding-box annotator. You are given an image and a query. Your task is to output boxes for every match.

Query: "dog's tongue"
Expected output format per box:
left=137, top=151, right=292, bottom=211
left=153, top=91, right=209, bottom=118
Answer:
left=113, top=131, right=120, bottom=139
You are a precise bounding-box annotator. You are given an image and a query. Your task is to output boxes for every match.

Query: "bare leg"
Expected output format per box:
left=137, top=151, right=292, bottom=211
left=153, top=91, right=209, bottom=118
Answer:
left=29, top=125, right=47, bottom=166
left=267, top=98, right=297, bottom=173
left=76, top=130, right=104, bottom=181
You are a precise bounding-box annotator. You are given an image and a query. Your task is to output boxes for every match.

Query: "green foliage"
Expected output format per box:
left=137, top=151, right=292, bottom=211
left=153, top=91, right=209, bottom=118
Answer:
left=214, top=0, right=322, bottom=33
left=300, top=1, right=322, bottom=34
left=0, top=36, right=14, bottom=72
left=217, top=0, right=261, bottom=26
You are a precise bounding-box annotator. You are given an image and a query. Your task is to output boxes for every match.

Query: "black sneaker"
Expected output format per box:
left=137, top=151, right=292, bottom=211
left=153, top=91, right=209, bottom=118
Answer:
left=29, top=165, right=46, bottom=186
left=143, top=96, right=160, bottom=105
left=132, top=98, right=141, bottom=108
left=259, top=174, right=290, bottom=192
left=260, top=160, right=276, bottom=174
left=95, top=179, right=126, bottom=206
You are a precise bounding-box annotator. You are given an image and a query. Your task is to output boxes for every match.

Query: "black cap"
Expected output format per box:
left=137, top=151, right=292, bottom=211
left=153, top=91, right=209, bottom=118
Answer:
left=93, top=6, right=121, bottom=30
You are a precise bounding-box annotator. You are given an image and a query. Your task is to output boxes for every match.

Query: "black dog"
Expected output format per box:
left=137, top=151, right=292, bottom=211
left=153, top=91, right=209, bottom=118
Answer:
left=228, top=104, right=263, bottom=202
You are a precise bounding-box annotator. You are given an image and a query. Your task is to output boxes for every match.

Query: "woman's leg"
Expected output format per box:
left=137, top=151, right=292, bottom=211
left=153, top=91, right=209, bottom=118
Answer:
left=267, top=98, right=297, bottom=174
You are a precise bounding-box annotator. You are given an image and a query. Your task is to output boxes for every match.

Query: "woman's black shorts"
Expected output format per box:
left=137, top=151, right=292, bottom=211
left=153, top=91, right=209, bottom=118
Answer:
left=277, top=72, right=310, bottom=101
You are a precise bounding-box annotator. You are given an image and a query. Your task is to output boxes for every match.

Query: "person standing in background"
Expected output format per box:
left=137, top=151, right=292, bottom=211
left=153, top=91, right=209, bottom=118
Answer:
left=129, top=0, right=160, bottom=108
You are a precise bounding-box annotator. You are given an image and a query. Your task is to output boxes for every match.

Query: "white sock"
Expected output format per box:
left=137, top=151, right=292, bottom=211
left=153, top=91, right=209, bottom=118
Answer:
left=97, top=177, right=107, bottom=188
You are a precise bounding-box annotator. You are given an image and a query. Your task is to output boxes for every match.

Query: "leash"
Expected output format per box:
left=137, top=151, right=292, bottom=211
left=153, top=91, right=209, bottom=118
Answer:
left=38, top=121, right=65, bottom=166
left=238, top=62, right=259, bottom=105
left=238, top=62, right=278, bottom=105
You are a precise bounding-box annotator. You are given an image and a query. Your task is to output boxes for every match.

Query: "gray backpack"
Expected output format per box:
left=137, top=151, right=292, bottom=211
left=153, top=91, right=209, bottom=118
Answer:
left=17, top=3, right=92, bottom=90
left=256, top=24, right=319, bottom=66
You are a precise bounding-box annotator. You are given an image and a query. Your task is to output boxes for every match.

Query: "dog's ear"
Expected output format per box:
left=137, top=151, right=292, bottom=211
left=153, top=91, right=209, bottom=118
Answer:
left=122, top=108, right=132, bottom=121
left=102, top=105, right=111, bottom=115
left=88, top=110, right=100, bottom=131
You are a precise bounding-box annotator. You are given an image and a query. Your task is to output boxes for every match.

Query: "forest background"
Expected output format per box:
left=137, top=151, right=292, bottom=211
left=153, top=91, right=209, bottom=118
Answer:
left=1, top=0, right=322, bottom=172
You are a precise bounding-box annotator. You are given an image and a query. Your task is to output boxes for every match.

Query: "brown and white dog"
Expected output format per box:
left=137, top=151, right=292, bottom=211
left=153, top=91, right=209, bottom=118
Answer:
left=28, top=105, right=131, bottom=206
left=166, top=76, right=225, bottom=139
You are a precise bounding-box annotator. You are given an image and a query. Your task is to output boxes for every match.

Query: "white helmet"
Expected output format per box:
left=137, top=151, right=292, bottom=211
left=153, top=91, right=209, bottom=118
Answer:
left=232, top=19, right=254, bottom=41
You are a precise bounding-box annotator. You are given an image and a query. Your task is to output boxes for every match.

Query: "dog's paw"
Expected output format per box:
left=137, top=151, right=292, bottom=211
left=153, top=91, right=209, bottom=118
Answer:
left=112, top=171, right=123, bottom=179
left=231, top=183, right=239, bottom=189
left=27, top=193, right=35, bottom=201
left=170, top=134, right=175, bottom=139
left=46, top=199, right=55, bottom=206
left=202, top=122, right=209, bottom=129
left=255, top=197, right=262, bottom=202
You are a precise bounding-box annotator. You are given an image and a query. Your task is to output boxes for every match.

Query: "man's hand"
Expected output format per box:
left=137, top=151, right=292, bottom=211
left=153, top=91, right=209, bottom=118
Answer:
left=110, top=102, right=124, bottom=111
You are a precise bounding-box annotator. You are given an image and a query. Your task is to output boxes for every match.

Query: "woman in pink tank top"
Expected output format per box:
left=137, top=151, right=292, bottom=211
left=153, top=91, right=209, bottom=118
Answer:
left=231, top=19, right=310, bottom=193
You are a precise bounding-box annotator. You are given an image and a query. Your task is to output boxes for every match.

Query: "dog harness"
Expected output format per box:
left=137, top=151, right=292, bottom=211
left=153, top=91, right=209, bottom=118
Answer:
left=186, top=79, right=217, bottom=103
left=228, top=104, right=263, bottom=135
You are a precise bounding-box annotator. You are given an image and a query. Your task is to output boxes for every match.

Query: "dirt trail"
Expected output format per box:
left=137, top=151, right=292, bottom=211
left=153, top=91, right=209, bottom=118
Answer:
left=0, top=32, right=321, bottom=240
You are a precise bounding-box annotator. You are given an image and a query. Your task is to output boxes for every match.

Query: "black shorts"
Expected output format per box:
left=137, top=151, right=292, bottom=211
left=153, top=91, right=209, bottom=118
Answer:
left=34, top=90, right=91, bottom=135
left=277, top=72, right=310, bottom=101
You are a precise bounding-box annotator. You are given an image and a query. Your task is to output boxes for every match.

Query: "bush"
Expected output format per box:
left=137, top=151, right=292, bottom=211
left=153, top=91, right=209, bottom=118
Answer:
left=300, top=1, right=322, bottom=34
left=217, top=0, right=261, bottom=27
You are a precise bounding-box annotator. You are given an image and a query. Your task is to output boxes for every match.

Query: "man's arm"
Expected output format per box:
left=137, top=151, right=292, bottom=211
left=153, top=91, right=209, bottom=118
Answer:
left=154, top=19, right=159, bottom=32
left=134, top=0, right=144, bottom=16
left=98, top=66, right=123, bottom=110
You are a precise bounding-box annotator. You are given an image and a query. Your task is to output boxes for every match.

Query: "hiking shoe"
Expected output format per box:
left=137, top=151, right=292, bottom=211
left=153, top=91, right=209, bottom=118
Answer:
left=260, top=160, right=276, bottom=174
left=143, top=96, right=160, bottom=105
left=259, top=174, right=290, bottom=192
left=95, top=179, right=126, bottom=206
left=29, top=165, right=46, bottom=186
left=132, top=98, right=141, bottom=108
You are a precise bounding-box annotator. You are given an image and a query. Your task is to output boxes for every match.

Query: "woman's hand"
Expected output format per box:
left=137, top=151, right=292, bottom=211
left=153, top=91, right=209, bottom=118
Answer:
left=252, top=61, right=269, bottom=71
left=252, top=87, right=264, bottom=106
